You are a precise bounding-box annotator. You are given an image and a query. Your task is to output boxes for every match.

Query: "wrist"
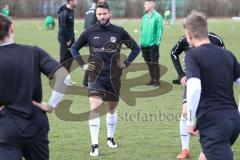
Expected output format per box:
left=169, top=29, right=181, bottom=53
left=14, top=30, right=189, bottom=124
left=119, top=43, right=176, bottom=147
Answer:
left=47, top=104, right=54, bottom=113
left=187, top=120, right=195, bottom=127
left=179, top=73, right=186, bottom=80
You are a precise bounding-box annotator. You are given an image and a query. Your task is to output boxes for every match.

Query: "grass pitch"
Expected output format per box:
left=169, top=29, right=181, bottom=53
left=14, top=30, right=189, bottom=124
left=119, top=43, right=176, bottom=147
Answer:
left=13, top=18, right=240, bottom=160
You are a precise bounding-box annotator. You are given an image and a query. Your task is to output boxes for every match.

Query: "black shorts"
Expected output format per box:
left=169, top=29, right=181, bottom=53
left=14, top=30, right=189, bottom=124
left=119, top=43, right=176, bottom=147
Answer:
left=141, top=45, right=160, bottom=63
left=182, top=87, right=187, bottom=104
left=0, top=109, right=49, bottom=160
left=88, top=78, right=121, bottom=102
left=58, top=37, right=74, bottom=72
left=198, top=113, right=240, bottom=160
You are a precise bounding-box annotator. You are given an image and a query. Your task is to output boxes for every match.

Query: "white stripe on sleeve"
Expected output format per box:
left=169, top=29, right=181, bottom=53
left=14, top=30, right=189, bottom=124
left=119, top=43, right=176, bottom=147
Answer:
left=187, top=78, right=202, bottom=126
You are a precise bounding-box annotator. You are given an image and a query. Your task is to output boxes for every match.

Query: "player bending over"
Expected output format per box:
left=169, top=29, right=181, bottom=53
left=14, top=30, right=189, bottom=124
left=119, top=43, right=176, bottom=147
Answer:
left=45, top=16, right=55, bottom=30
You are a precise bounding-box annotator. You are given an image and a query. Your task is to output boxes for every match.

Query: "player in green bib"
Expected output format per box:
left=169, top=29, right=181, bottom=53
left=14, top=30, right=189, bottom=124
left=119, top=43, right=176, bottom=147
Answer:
left=140, top=0, right=163, bottom=87
left=1, top=5, right=10, bottom=17
left=164, top=10, right=171, bottom=25
left=45, top=16, right=55, bottom=30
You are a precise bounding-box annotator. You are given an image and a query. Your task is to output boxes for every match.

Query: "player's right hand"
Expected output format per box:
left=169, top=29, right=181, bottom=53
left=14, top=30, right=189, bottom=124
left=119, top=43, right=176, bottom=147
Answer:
left=32, top=100, right=53, bottom=113
left=181, top=76, right=187, bottom=87
left=83, top=62, right=95, bottom=72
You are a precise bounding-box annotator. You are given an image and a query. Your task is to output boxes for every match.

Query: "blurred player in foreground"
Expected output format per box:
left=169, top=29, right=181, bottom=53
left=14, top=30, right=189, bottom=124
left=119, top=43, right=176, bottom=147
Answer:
left=170, top=31, right=225, bottom=159
left=0, top=13, right=67, bottom=160
left=184, top=10, right=240, bottom=160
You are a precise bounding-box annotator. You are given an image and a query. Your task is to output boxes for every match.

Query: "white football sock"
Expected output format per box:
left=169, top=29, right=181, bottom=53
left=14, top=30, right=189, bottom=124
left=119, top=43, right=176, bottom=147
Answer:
left=89, top=111, right=100, bottom=145
left=106, top=112, right=117, bottom=138
left=180, top=115, right=189, bottom=150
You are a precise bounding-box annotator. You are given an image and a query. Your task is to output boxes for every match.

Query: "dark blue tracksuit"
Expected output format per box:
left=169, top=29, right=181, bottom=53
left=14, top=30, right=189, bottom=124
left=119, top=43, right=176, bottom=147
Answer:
left=185, top=44, right=240, bottom=160
left=58, top=4, right=75, bottom=72
left=70, top=23, right=140, bottom=101
left=84, top=4, right=97, bottom=30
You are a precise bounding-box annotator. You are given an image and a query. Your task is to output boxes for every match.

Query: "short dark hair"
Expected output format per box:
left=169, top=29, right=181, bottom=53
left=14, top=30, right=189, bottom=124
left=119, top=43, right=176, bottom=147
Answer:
left=66, top=0, right=71, bottom=4
left=96, top=2, right=110, bottom=11
left=145, top=0, right=155, bottom=2
left=0, top=14, right=12, bottom=41
left=93, top=0, right=98, bottom=3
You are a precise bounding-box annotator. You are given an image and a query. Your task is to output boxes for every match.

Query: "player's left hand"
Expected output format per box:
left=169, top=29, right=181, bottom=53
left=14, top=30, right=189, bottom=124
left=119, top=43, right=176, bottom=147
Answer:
left=117, top=60, right=126, bottom=69
left=187, top=124, right=199, bottom=136
left=32, top=100, right=53, bottom=113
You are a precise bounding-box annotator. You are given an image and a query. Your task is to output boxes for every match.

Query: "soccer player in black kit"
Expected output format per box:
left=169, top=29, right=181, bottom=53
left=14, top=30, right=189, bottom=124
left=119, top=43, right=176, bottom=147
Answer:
left=171, top=32, right=225, bottom=85
left=0, top=14, right=67, bottom=160
left=70, top=2, right=140, bottom=157
left=184, top=11, right=240, bottom=160
left=170, top=32, right=225, bottom=159
left=57, top=0, right=78, bottom=86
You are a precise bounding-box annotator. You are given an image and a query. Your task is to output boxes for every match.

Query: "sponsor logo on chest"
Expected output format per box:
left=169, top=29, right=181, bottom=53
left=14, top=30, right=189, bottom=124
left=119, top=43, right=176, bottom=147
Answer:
left=93, top=36, right=100, bottom=39
left=110, top=36, right=117, bottom=43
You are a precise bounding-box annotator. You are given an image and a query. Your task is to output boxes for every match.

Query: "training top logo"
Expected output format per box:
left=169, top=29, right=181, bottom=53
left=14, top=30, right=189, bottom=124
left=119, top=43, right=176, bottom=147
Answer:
left=110, top=37, right=117, bottom=43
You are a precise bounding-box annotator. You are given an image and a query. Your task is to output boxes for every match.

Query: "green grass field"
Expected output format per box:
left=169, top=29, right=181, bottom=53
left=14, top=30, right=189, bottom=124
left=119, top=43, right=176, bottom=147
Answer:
left=13, top=18, right=240, bottom=160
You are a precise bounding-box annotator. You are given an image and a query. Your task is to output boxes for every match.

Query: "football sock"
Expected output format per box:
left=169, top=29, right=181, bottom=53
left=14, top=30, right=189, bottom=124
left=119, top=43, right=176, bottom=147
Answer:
left=106, top=112, right=117, bottom=138
left=89, top=111, right=100, bottom=145
left=180, top=115, right=189, bottom=150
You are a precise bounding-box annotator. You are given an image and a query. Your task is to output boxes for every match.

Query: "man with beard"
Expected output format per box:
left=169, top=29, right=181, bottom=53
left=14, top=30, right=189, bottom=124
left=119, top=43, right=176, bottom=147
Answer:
left=70, top=2, right=140, bottom=157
